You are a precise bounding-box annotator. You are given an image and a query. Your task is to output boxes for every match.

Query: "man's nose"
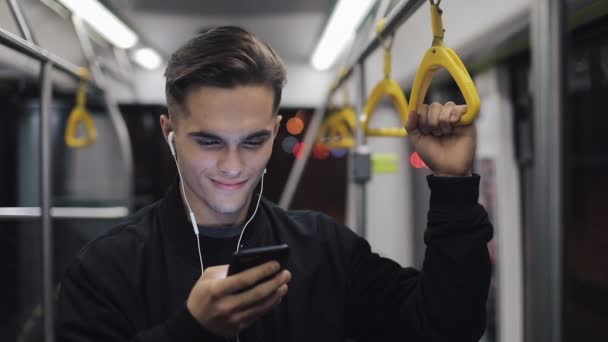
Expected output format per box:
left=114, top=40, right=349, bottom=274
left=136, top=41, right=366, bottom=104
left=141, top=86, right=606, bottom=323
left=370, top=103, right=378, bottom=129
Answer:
left=218, top=148, right=243, bottom=177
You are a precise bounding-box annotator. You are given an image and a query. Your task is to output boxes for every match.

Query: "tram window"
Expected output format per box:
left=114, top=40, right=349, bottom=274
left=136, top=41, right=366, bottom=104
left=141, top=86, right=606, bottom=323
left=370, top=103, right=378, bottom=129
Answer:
left=562, top=15, right=608, bottom=342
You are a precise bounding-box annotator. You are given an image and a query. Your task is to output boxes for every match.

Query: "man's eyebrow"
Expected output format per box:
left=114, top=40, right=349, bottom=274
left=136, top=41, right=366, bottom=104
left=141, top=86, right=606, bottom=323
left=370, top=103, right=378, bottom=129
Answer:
left=186, top=130, right=271, bottom=141
left=187, top=131, right=223, bottom=140
left=244, top=130, right=272, bottom=140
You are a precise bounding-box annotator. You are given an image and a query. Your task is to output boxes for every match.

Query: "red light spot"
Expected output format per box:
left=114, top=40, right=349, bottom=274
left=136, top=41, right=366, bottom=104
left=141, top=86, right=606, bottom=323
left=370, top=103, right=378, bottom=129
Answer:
left=286, top=117, right=304, bottom=135
left=410, top=152, right=428, bottom=169
left=312, top=143, right=330, bottom=160
left=292, top=142, right=307, bottom=158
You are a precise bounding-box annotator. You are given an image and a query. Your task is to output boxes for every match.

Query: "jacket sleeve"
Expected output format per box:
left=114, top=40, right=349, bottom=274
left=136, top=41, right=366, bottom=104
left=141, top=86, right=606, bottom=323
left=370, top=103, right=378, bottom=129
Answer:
left=345, top=174, right=493, bottom=342
left=57, top=241, right=219, bottom=341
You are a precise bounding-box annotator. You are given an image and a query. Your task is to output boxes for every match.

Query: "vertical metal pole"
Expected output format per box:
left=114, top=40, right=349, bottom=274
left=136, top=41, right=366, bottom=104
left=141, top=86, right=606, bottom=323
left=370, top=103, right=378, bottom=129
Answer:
left=7, top=0, right=36, bottom=43
left=354, top=62, right=368, bottom=238
left=528, top=0, right=564, bottom=341
left=40, top=60, right=55, bottom=342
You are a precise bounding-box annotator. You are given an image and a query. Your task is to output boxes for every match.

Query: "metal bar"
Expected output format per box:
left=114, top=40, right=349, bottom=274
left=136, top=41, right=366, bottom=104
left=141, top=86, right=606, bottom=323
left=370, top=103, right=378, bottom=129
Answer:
left=355, top=62, right=368, bottom=237
left=104, top=93, right=135, bottom=209
left=40, top=60, right=54, bottom=342
left=528, top=0, right=565, bottom=341
left=0, top=27, right=90, bottom=83
left=0, top=207, right=130, bottom=219
left=329, top=0, right=426, bottom=96
left=7, top=0, right=36, bottom=43
left=72, top=16, right=104, bottom=85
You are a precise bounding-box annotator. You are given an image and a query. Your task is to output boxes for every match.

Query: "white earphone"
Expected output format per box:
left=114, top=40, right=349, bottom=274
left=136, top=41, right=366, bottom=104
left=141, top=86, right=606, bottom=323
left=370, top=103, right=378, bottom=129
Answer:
left=167, top=131, right=266, bottom=273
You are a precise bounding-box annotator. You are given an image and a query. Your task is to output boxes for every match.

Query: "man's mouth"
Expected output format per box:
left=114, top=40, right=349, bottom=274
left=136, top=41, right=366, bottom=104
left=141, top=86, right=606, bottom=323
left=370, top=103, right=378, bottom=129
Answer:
left=211, top=179, right=248, bottom=191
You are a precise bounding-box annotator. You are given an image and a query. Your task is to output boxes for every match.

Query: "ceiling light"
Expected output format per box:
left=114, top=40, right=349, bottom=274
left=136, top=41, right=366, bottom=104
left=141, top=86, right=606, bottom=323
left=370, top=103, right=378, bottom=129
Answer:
left=57, top=0, right=138, bottom=49
left=132, top=47, right=162, bottom=70
left=311, top=0, right=376, bottom=71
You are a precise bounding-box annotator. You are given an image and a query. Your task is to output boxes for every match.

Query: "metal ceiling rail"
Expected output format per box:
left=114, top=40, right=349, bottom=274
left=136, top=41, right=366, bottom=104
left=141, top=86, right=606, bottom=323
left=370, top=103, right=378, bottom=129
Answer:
left=8, top=0, right=35, bottom=43
left=0, top=27, right=94, bottom=85
left=328, top=0, right=427, bottom=96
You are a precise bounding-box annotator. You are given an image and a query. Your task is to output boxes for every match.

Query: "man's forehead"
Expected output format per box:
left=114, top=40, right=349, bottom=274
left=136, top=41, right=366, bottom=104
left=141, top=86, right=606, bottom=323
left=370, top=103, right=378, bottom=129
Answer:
left=187, top=85, right=274, bottom=108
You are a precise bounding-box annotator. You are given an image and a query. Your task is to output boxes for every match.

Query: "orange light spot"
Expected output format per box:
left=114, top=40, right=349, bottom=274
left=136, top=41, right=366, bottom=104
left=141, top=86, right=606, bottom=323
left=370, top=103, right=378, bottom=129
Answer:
left=286, top=117, right=304, bottom=135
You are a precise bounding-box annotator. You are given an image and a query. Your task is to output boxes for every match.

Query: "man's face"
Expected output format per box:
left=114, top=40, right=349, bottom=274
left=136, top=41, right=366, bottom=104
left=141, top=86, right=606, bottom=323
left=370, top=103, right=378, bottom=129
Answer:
left=162, top=85, right=281, bottom=224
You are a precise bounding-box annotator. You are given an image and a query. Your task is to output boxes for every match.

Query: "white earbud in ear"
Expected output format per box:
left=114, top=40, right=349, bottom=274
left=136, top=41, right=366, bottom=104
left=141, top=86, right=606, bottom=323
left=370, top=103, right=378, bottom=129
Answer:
left=168, top=132, right=176, bottom=157
left=263, top=168, right=267, bottom=174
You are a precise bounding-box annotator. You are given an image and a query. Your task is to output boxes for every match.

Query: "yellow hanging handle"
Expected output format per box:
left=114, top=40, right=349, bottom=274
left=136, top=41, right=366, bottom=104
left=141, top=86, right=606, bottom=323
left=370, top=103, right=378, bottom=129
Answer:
left=408, top=0, right=480, bottom=127
left=65, top=68, right=98, bottom=148
left=316, top=107, right=356, bottom=149
left=361, top=18, right=410, bottom=138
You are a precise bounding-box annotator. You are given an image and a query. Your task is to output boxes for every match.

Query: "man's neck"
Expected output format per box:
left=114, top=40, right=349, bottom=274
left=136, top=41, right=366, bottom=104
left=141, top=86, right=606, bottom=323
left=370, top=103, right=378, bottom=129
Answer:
left=180, top=186, right=252, bottom=226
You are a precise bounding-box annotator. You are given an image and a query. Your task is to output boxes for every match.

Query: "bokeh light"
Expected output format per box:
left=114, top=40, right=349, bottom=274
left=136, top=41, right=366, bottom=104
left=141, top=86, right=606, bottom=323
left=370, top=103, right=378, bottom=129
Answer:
left=410, top=152, right=428, bottom=169
left=295, top=110, right=309, bottom=121
left=286, top=117, right=304, bottom=135
left=281, top=136, right=299, bottom=154
left=312, top=143, right=330, bottom=160
left=292, top=142, right=307, bottom=159
left=330, top=148, right=349, bottom=158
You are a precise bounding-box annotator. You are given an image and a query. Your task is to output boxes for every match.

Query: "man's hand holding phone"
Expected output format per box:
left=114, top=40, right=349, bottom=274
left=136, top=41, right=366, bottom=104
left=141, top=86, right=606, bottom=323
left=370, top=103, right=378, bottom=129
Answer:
left=186, top=261, right=290, bottom=337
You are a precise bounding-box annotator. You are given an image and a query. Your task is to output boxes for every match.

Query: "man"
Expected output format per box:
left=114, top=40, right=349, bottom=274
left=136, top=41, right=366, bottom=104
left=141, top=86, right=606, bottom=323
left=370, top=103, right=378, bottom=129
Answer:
left=57, top=26, right=492, bottom=341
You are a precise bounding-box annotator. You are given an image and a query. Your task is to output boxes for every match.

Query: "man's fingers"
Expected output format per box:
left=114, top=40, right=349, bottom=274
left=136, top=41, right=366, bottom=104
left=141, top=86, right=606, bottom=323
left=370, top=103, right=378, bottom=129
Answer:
left=417, top=104, right=430, bottom=135
left=230, top=270, right=291, bottom=311
left=450, top=105, right=468, bottom=123
left=220, top=261, right=280, bottom=295
left=411, top=102, right=467, bottom=136
left=232, top=284, right=288, bottom=327
left=439, top=102, right=455, bottom=135
left=428, top=102, right=442, bottom=128
left=202, top=265, right=229, bottom=281
left=404, top=110, right=419, bottom=133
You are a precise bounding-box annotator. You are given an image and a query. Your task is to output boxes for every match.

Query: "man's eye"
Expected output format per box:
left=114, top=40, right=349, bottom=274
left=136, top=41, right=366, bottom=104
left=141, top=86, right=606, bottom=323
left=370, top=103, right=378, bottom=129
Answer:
left=243, top=139, right=265, bottom=148
left=196, top=140, right=221, bottom=147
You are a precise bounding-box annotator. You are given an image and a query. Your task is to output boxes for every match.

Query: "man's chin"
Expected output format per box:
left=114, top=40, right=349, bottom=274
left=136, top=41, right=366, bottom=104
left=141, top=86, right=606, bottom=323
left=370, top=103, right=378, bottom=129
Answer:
left=210, top=201, right=248, bottom=217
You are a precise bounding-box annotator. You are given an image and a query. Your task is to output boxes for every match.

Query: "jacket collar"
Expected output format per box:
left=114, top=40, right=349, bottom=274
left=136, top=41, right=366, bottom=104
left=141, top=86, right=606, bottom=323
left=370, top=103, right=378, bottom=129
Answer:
left=158, top=179, right=275, bottom=266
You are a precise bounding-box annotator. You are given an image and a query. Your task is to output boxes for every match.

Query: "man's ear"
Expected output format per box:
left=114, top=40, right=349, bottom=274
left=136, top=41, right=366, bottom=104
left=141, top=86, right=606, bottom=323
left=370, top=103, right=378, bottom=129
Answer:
left=273, top=114, right=283, bottom=137
left=160, top=114, right=173, bottom=144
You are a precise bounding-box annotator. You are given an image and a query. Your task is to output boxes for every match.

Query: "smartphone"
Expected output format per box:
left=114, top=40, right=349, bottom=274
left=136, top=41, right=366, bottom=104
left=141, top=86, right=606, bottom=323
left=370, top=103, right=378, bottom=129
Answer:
left=227, top=244, right=290, bottom=276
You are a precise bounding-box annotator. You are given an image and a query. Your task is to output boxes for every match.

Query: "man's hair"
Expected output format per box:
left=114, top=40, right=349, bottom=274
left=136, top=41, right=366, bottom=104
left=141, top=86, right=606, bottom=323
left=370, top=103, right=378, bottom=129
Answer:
left=165, top=26, right=287, bottom=116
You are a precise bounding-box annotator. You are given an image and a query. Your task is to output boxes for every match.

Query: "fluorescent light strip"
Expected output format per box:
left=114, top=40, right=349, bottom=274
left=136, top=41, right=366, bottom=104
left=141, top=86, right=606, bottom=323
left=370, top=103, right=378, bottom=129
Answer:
left=133, top=47, right=162, bottom=70
left=57, top=0, right=138, bottom=49
left=311, top=0, right=376, bottom=71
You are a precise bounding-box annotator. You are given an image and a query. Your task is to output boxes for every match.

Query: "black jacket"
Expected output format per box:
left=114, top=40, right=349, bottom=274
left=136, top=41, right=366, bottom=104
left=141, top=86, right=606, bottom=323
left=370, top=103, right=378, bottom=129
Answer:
left=57, top=175, right=493, bottom=341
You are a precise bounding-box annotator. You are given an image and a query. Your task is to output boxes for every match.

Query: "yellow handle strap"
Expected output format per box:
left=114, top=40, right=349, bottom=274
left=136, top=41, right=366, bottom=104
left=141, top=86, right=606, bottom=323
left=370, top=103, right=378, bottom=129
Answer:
left=316, top=107, right=356, bottom=149
left=360, top=19, right=409, bottom=137
left=407, top=0, right=480, bottom=130
left=362, top=79, right=409, bottom=137
left=65, top=68, right=98, bottom=148
left=376, top=18, right=393, bottom=79
left=430, top=0, right=445, bottom=46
